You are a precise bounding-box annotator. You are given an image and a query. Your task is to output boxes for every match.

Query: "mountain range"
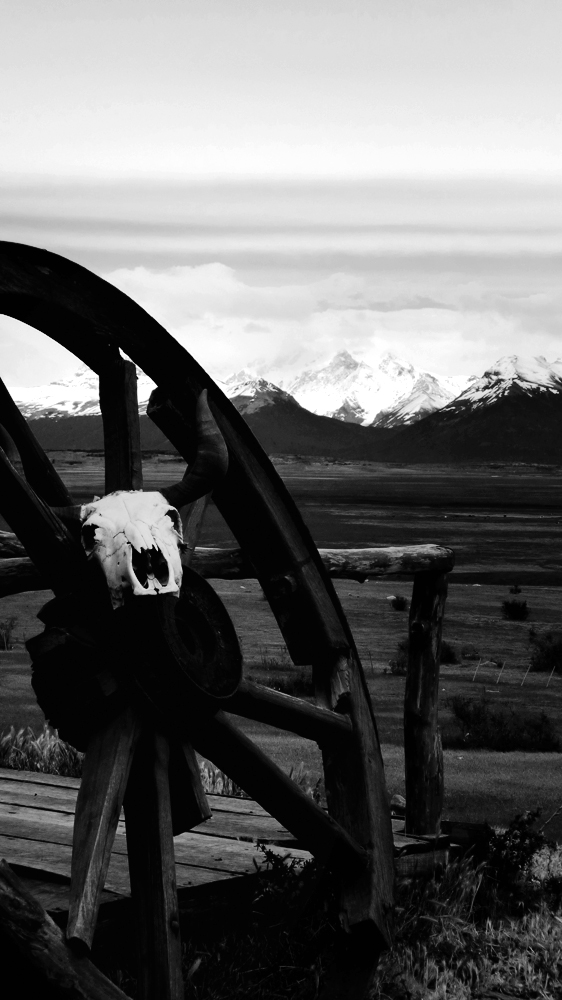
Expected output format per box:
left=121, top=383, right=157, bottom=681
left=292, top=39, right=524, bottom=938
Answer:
left=7, top=352, right=562, bottom=463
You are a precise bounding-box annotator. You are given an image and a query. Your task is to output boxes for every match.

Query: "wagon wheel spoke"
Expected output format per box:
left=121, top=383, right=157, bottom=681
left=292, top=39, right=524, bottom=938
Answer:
left=0, top=241, right=395, bottom=1000
left=0, top=374, right=74, bottom=506
left=67, top=704, right=142, bottom=952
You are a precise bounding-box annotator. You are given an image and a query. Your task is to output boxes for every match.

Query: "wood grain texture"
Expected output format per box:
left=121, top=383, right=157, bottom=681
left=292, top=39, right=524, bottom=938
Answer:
left=0, top=860, right=129, bottom=999
left=227, top=678, right=353, bottom=745
left=404, top=570, right=447, bottom=836
left=99, top=357, right=143, bottom=493
left=123, top=731, right=184, bottom=1000
left=67, top=706, right=141, bottom=951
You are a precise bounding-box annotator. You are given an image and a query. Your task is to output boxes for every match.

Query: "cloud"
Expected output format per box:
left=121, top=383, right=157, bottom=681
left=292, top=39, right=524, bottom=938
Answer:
left=104, top=261, right=562, bottom=381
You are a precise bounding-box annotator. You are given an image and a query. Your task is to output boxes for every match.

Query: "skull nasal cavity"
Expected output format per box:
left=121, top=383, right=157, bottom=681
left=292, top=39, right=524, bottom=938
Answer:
left=81, top=524, right=97, bottom=554
left=132, top=547, right=170, bottom=588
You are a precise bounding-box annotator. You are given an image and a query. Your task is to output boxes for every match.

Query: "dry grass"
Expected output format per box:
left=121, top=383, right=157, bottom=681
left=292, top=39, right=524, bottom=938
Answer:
left=0, top=725, right=83, bottom=776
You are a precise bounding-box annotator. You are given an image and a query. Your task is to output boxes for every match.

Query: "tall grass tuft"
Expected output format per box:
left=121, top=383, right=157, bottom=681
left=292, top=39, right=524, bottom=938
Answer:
left=0, top=725, right=84, bottom=776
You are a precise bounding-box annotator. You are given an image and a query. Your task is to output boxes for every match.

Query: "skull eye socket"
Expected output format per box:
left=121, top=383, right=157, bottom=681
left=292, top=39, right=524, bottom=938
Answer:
left=81, top=523, right=97, bottom=555
left=165, top=509, right=181, bottom=533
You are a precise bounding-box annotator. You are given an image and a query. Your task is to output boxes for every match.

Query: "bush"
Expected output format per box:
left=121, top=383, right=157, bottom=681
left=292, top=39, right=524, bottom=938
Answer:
left=461, top=642, right=480, bottom=660
left=510, top=583, right=522, bottom=594
left=444, top=695, right=561, bottom=752
left=529, top=629, right=562, bottom=675
left=440, top=640, right=459, bottom=664
left=502, top=599, right=529, bottom=621
left=390, top=594, right=408, bottom=611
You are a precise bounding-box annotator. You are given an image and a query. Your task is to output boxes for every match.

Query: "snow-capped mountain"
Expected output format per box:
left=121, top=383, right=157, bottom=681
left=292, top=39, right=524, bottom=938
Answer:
left=441, top=355, right=562, bottom=413
left=220, top=371, right=299, bottom=415
left=10, top=367, right=157, bottom=420
left=286, top=351, right=469, bottom=427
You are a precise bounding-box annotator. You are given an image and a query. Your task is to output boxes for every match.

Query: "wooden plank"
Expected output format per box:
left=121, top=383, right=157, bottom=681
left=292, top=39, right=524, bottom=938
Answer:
left=404, top=570, right=447, bottom=837
left=67, top=706, right=141, bottom=951
left=0, top=835, right=246, bottom=896
left=123, top=731, right=183, bottom=1000
left=0, top=802, right=311, bottom=873
left=226, top=679, right=353, bottom=745
left=181, top=495, right=210, bottom=567
left=0, top=861, right=130, bottom=999
left=0, top=768, right=81, bottom=789
left=0, top=376, right=74, bottom=506
left=99, top=356, right=143, bottom=494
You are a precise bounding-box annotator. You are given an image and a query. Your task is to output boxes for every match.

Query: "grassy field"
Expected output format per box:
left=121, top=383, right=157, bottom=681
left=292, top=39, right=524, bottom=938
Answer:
left=2, top=575, right=561, bottom=840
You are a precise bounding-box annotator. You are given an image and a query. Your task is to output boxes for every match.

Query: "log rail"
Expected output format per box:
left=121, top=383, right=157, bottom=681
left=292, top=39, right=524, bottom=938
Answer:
left=0, top=535, right=454, bottom=593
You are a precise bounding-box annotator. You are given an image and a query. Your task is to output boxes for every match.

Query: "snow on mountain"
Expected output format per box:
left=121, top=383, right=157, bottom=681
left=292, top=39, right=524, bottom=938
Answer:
left=220, top=372, right=298, bottom=414
left=442, top=355, right=562, bottom=411
left=9, top=366, right=156, bottom=420
left=286, top=350, right=469, bottom=427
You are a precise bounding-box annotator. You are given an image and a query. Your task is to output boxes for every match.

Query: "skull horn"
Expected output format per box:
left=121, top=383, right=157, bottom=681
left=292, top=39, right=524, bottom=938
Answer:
left=161, top=389, right=228, bottom=509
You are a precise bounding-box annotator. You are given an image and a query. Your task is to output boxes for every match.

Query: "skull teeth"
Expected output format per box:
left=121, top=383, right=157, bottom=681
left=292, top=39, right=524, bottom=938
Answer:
left=132, top=546, right=170, bottom=589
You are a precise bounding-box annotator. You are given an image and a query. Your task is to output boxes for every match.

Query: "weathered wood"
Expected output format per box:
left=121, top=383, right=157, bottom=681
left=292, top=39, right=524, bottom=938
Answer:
left=168, top=739, right=212, bottom=835
left=0, top=448, right=85, bottom=595
left=99, top=357, right=143, bottom=493
left=0, top=376, right=75, bottom=506
left=404, top=570, right=447, bottom=837
left=67, top=706, right=141, bottom=951
left=0, top=244, right=395, bottom=971
left=227, top=678, right=353, bottom=745
left=123, top=730, right=184, bottom=1000
left=190, top=710, right=366, bottom=871
left=188, top=544, right=454, bottom=579
left=0, top=860, right=129, bottom=998
left=317, top=650, right=395, bottom=964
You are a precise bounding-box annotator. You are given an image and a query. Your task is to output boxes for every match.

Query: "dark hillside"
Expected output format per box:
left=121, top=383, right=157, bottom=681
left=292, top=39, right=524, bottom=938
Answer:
left=389, top=389, right=562, bottom=463
left=28, top=414, right=175, bottom=452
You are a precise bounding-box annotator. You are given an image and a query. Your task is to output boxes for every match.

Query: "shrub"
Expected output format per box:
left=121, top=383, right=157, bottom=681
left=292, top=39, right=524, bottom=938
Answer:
left=461, top=642, right=480, bottom=660
left=439, top=639, right=459, bottom=664
left=529, top=629, right=562, bottom=675
left=502, top=598, right=529, bottom=621
left=444, top=695, right=561, bottom=752
left=390, top=594, right=408, bottom=611
left=510, top=583, right=522, bottom=594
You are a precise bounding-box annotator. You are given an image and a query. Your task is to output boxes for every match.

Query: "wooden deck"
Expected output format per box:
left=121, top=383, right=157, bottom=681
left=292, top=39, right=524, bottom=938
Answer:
left=0, top=767, right=450, bottom=920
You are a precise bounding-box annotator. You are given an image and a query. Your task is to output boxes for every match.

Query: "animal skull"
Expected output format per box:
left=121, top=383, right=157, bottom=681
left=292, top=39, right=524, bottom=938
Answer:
left=80, top=491, right=184, bottom=609
left=51, top=389, right=229, bottom=610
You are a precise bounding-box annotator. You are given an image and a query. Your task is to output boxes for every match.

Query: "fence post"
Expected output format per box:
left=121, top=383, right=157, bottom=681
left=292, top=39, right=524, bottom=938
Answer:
left=404, top=570, right=448, bottom=837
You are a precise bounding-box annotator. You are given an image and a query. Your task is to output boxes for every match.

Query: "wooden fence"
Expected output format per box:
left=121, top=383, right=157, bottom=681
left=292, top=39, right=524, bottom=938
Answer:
left=0, top=532, right=453, bottom=838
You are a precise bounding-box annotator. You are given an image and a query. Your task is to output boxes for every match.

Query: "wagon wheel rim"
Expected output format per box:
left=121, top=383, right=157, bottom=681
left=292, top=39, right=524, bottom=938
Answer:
left=0, top=241, right=395, bottom=999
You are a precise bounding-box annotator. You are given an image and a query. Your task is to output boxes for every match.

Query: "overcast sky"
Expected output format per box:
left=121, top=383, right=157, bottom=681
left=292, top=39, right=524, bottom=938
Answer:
left=2, top=0, right=562, bottom=384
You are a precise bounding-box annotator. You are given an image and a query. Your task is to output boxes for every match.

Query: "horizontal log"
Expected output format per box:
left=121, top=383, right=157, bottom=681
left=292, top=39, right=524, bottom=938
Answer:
left=0, top=543, right=455, bottom=598
left=190, top=544, right=455, bottom=580
left=226, top=678, right=353, bottom=744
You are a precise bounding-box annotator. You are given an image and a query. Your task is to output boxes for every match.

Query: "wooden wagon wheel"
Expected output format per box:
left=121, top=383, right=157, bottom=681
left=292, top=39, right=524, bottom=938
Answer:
left=0, top=242, right=395, bottom=1000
